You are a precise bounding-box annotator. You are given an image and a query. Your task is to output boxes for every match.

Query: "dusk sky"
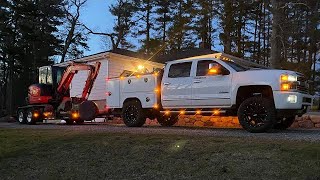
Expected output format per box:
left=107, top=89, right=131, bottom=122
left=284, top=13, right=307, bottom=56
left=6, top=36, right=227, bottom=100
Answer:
left=81, top=0, right=115, bottom=55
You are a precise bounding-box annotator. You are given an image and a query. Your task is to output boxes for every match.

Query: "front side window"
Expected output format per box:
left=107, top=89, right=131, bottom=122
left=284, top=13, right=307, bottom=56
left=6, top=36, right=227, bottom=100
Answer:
left=196, top=60, right=229, bottom=76
left=168, top=62, right=192, bottom=78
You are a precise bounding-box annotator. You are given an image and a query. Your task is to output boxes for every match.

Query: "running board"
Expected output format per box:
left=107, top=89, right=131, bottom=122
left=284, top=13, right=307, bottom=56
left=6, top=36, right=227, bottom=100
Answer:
left=160, top=110, right=226, bottom=115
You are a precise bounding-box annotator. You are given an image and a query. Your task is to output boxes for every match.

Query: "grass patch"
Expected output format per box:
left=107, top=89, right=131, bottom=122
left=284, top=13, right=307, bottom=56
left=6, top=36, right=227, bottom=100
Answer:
left=0, top=129, right=320, bottom=179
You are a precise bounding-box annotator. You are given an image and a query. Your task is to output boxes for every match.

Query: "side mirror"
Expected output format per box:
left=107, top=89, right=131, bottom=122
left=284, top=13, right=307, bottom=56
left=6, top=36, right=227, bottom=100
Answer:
left=208, top=63, right=229, bottom=76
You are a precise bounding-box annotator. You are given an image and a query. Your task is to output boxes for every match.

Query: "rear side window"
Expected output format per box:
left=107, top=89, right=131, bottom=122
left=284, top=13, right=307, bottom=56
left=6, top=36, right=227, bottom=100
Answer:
left=168, top=62, right=192, bottom=78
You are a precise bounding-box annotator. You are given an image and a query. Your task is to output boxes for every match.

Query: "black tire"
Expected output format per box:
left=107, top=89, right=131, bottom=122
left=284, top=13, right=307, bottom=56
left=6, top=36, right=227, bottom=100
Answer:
left=65, top=119, right=74, bottom=125
left=237, top=97, right=276, bottom=133
left=122, top=100, right=146, bottom=127
left=79, top=101, right=98, bottom=121
left=274, top=116, right=295, bottom=130
left=26, top=109, right=36, bottom=125
left=75, top=120, right=85, bottom=125
left=17, top=109, right=26, bottom=124
left=157, top=113, right=179, bottom=127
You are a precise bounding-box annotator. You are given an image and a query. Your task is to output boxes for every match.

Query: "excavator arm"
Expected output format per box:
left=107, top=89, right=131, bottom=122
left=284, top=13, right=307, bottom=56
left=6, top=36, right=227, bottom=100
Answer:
left=57, top=62, right=101, bottom=101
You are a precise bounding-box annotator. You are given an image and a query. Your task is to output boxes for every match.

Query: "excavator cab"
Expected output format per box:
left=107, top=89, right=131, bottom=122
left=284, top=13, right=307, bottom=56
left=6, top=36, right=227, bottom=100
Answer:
left=39, top=66, right=65, bottom=88
left=28, top=66, right=68, bottom=105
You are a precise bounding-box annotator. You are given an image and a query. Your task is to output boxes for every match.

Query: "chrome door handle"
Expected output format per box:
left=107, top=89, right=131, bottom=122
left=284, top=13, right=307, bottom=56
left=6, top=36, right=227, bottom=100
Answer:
left=193, top=80, right=202, bottom=83
left=163, top=82, right=171, bottom=85
left=194, top=77, right=206, bottom=79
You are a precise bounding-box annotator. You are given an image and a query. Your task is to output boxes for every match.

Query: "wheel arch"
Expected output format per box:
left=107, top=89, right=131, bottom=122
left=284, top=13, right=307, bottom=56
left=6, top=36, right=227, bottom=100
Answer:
left=122, top=97, right=142, bottom=107
left=236, top=85, right=274, bottom=108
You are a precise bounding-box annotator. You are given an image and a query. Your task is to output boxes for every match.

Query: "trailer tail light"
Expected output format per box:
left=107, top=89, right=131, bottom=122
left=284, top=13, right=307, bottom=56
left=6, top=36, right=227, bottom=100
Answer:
left=43, top=112, right=53, bottom=117
left=71, top=112, right=79, bottom=119
left=33, top=112, right=40, bottom=118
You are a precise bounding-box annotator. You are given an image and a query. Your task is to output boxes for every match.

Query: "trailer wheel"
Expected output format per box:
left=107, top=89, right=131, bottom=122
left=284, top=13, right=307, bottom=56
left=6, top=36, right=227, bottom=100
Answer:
left=17, top=109, right=26, bottom=124
left=122, top=100, right=146, bottom=127
left=26, top=109, right=36, bottom=125
left=157, top=113, right=179, bottom=127
left=274, top=116, right=295, bottom=130
left=238, top=97, right=276, bottom=133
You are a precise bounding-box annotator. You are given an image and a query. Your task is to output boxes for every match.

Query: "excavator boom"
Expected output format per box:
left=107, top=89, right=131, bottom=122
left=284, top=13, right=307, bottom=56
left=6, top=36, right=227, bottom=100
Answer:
left=57, top=62, right=101, bottom=101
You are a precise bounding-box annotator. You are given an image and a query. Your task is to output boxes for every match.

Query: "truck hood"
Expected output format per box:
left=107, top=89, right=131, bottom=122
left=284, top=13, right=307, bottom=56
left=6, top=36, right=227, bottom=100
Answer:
left=232, top=69, right=302, bottom=89
left=246, top=69, right=299, bottom=76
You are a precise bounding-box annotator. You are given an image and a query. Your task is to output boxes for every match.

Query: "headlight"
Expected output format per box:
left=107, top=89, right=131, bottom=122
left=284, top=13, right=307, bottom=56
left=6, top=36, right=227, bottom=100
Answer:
left=280, top=74, right=297, bottom=82
left=280, top=74, right=298, bottom=91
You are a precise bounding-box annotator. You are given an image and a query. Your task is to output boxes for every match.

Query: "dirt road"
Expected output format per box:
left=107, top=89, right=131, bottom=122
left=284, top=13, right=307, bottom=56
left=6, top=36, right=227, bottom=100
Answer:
left=1, top=122, right=320, bottom=142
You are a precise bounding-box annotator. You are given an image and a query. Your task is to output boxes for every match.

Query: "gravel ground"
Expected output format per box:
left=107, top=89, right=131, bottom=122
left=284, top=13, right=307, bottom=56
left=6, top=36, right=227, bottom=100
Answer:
left=1, top=122, right=320, bottom=142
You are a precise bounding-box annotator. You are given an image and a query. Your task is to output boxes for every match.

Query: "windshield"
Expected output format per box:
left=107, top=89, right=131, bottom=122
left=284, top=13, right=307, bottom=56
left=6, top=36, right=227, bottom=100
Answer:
left=223, top=61, right=248, bottom=72
left=39, top=66, right=53, bottom=84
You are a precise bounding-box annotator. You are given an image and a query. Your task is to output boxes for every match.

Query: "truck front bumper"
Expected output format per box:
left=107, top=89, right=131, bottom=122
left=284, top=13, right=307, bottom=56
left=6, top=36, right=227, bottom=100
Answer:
left=273, top=91, right=312, bottom=110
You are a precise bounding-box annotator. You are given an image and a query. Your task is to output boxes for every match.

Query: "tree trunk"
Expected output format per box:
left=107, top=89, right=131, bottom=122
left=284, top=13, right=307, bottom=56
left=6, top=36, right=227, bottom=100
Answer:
left=145, top=0, right=151, bottom=55
left=270, top=0, right=283, bottom=69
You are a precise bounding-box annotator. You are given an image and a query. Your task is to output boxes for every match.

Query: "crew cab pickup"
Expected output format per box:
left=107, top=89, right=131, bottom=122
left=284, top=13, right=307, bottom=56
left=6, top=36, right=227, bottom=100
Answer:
left=106, top=54, right=312, bottom=133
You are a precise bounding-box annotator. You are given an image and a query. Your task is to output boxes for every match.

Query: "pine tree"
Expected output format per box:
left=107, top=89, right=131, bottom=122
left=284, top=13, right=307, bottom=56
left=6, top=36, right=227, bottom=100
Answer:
left=133, top=0, right=155, bottom=55
left=167, top=0, right=196, bottom=51
left=154, top=0, right=172, bottom=46
left=0, top=0, right=65, bottom=114
left=193, top=0, right=217, bottom=49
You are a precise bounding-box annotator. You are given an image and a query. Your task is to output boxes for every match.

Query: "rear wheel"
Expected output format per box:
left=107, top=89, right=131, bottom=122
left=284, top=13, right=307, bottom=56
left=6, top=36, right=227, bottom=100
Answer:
left=238, top=97, right=276, bottom=133
left=17, top=109, right=26, bottom=124
left=274, top=117, right=295, bottom=130
left=157, top=113, right=179, bottom=127
left=122, top=100, right=146, bottom=127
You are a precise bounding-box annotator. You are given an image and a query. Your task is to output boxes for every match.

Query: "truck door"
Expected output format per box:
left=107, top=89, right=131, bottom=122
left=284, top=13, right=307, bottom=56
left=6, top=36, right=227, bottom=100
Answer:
left=192, top=60, right=232, bottom=107
left=161, top=62, right=193, bottom=107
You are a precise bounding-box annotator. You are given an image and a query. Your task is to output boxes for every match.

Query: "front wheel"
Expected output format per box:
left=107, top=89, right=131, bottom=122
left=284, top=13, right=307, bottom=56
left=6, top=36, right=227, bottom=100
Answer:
left=122, top=100, right=146, bottom=127
left=238, top=97, right=276, bottom=133
left=274, top=117, right=295, bottom=130
left=17, top=109, right=26, bottom=124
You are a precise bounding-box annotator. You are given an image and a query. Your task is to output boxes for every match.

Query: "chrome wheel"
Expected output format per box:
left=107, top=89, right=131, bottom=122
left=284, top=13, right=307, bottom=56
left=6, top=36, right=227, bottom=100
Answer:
left=26, top=111, right=33, bottom=124
left=18, top=111, right=25, bottom=124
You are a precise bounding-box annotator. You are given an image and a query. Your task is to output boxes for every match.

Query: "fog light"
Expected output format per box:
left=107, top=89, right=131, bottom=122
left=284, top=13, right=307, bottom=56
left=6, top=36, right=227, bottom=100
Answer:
left=287, top=95, right=297, bottom=103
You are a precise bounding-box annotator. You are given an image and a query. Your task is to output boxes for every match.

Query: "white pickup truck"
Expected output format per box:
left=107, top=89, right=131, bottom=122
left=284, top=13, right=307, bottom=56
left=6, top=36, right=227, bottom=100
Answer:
left=106, top=55, right=312, bottom=133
